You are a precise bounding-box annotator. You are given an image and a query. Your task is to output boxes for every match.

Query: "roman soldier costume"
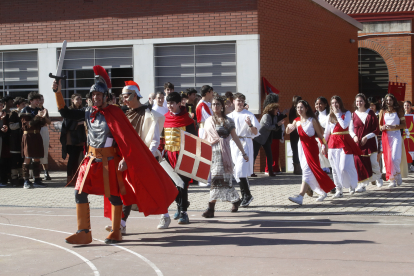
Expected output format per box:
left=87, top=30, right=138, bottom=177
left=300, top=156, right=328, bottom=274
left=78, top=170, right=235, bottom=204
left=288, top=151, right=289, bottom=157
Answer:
left=8, top=106, right=24, bottom=186
left=53, top=66, right=177, bottom=245
left=163, top=104, right=197, bottom=223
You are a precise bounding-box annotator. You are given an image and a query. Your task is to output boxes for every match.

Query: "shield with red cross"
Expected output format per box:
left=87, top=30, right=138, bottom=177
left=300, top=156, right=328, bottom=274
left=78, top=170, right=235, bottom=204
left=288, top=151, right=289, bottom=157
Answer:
left=174, top=130, right=212, bottom=183
left=404, top=114, right=414, bottom=163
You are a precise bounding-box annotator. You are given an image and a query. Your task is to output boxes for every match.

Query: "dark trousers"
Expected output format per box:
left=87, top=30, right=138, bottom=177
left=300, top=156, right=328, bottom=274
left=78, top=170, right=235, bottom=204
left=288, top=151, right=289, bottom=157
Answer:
left=11, top=153, right=24, bottom=170
left=175, top=175, right=190, bottom=212
left=122, top=205, right=132, bottom=222
left=290, top=130, right=300, bottom=164
left=0, top=157, right=11, bottom=184
left=66, top=145, right=84, bottom=180
left=75, top=190, right=122, bottom=206
left=253, top=134, right=273, bottom=173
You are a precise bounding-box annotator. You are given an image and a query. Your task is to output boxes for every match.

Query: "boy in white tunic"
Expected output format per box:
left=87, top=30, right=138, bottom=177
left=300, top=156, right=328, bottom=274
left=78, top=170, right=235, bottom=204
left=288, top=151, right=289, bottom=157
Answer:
left=228, top=93, right=261, bottom=207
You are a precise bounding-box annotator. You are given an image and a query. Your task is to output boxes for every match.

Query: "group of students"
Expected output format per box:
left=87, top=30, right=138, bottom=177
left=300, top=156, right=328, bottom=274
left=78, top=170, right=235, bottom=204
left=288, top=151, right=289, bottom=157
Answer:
left=0, top=93, right=52, bottom=189
left=287, top=93, right=408, bottom=205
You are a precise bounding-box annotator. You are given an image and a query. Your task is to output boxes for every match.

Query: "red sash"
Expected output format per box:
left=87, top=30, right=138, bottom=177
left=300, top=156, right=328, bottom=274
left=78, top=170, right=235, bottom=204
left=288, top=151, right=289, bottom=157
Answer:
left=380, top=114, right=393, bottom=180
left=297, top=122, right=335, bottom=193
left=196, top=102, right=211, bottom=123
left=328, top=114, right=363, bottom=155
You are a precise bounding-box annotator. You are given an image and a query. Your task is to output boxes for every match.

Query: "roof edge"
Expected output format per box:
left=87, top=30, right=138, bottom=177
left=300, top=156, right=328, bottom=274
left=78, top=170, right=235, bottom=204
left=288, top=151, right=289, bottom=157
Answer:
left=312, top=0, right=363, bottom=30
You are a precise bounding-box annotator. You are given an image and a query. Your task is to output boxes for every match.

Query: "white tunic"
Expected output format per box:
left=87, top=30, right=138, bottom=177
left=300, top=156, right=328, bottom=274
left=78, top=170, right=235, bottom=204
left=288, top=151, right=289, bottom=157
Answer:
left=297, top=118, right=325, bottom=196
left=228, top=109, right=261, bottom=182
left=196, top=100, right=213, bottom=139
left=324, top=111, right=358, bottom=189
left=384, top=112, right=402, bottom=180
left=152, top=104, right=168, bottom=116
left=316, top=110, right=330, bottom=169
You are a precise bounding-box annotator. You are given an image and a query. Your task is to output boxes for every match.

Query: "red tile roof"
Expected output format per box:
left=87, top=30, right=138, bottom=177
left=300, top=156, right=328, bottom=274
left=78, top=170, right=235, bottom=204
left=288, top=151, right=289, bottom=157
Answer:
left=325, top=0, right=414, bottom=14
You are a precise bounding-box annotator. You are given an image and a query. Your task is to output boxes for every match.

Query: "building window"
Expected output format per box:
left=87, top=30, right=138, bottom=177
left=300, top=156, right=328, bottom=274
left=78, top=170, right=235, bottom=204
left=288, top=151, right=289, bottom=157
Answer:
left=154, top=42, right=237, bottom=94
left=0, top=50, right=38, bottom=98
left=58, top=47, right=133, bottom=104
left=358, top=48, right=389, bottom=98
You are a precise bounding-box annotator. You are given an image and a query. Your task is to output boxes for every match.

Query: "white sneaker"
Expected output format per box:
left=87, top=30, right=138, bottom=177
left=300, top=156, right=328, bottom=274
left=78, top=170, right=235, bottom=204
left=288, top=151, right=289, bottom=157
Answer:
left=333, top=191, right=343, bottom=198
left=157, top=215, right=171, bottom=229
left=264, top=172, right=269, bottom=175
left=355, top=185, right=366, bottom=193
left=316, top=193, right=327, bottom=202
left=288, top=195, right=303, bottom=205
left=397, top=175, right=402, bottom=186
left=198, top=182, right=211, bottom=187
left=376, top=179, right=383, bottom=188
left=349, top=188, right=356, bottom=195
left=104, top=225, right=126, bottom=234
left=388, top=180, right=396, bottom=188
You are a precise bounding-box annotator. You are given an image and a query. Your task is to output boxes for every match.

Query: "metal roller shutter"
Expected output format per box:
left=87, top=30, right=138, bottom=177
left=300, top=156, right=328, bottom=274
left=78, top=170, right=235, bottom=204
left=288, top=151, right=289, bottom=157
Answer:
left=154, top=42, right=237, bottom=95
left=0, top=50, right=38, bottom=98
left=58, top=47, right=133, bottom=104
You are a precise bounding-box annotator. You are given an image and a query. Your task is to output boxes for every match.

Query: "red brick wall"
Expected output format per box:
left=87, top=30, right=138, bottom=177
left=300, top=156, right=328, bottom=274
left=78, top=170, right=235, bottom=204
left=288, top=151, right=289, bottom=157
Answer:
left=254, top=0, right=359, bottom=172
left=48, top=118, right=67, bottom=171
left=358, top=33, right=413, bottom=102
left=0, top=0, right=258, bottom=44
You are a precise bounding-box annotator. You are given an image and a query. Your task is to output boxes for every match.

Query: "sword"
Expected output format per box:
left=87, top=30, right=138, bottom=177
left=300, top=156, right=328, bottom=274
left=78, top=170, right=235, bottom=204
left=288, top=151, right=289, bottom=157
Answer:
left=49, top=40, right=67, bottom=92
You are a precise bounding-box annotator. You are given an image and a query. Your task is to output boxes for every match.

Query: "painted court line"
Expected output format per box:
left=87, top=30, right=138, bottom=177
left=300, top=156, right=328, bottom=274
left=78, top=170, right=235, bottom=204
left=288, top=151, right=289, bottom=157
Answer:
left=0, top=232, right=100, bottom=276
left=0, top=222, right=163, bottom=276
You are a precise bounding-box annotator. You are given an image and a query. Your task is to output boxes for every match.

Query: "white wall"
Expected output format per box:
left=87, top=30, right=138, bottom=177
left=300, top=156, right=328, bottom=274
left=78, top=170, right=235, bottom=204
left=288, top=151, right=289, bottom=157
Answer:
left=0, top=34, right=260, bottom=116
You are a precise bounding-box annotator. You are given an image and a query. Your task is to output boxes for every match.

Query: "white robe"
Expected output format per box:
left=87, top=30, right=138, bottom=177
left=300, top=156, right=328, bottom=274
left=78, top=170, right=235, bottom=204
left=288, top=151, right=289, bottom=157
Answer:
left=228, top=109, right=261, bottom=182
left=196, top=100, right=213, bottom=139
left=384, top=112, right=402, bottom=180
left=297, top=118, right=325, bottom=196
left=324, top=111, right=358, bottom=190
left=317, top=110, right=331, bottom=169
left=152, top=104, right=168, bottom=116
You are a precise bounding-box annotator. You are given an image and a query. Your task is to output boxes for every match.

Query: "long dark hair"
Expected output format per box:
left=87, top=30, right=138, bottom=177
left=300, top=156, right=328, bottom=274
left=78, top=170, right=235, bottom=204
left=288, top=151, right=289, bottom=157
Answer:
left=367, top=97, right=381, bottom=112
left=382, top=93, right=401, bottom=113
left=354, top=93, right=370, bottom=110
left=297, top=100, right=317, bottom=120
left=314, top=96, right=329, bottom=117
left=329, top=95, right=347, bottom=124
left=289, top=95, right=302, bottom=123
left=69, top=93, right=83, bottom=109
left=212, top=95, right=226, bottom=119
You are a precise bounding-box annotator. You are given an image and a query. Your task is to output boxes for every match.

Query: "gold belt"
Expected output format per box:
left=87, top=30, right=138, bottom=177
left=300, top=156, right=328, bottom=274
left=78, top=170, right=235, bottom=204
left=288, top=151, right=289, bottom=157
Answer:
left=332, top=131, right=349, bottom=135
left=24, top=130, right=39, bottom=134
left=77, top=146, right=126, bottom=198
left=199, top=122, right=205, bottom=129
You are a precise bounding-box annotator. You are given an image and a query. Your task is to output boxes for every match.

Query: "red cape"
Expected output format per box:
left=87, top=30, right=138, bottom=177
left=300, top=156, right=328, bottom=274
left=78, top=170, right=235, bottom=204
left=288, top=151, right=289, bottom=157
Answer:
left=101, top=105, right=178, bottom=216
left=164, top=106, right=194, bottom=128
left=196, top=102, right=211, bottom=123
left=297, top=120, right=335, bottom=193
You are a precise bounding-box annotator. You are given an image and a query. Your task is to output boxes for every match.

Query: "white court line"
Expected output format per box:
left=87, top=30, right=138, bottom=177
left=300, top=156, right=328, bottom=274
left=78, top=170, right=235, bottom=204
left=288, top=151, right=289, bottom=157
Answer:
left=0, top=222, right=163, bottom=276
left=0, top=232, right=99, bottom=276
left=1, top=213, right=414, bottom=226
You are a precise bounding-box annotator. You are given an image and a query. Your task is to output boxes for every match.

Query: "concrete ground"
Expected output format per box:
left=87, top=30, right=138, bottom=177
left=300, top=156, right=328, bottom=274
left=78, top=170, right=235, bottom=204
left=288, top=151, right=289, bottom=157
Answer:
left=1, top=172, right=414, bottom=275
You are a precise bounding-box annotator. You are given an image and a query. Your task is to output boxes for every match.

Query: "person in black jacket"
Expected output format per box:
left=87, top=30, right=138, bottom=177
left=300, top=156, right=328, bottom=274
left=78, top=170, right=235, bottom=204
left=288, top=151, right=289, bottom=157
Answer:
left=60, top=93, right=86, bottom=185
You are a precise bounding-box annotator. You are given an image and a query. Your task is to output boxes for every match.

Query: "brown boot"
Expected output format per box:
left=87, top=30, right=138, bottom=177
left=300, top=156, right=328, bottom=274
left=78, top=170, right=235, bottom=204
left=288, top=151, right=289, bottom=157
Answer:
left=202, top=202, right=215, bottom=218
left=105, top=205, right=123, bottom=244
left=66, top=203, right=92, bottom=244
left=231, top=200, right=241, bottom=213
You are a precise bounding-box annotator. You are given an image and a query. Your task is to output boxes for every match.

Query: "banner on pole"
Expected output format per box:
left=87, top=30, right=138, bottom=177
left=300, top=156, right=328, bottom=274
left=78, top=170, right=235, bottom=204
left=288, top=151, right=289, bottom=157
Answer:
left=262, top=77, right=280, bottom=95
left=388, top=82, right=406, bottom=101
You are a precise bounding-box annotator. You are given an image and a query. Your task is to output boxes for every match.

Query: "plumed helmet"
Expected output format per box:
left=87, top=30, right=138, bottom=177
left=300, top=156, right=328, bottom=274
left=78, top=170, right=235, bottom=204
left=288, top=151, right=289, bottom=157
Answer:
left=122, top=80, right=142, bottom=99
left=89, top=65, right=112, bottom=95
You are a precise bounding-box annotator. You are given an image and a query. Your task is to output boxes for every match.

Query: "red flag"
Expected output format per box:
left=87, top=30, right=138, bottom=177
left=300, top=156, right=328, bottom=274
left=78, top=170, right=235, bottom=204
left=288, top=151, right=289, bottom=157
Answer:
left=388, top=82, right=406, bottom=101
left=262, top=77, right=280, bottom=95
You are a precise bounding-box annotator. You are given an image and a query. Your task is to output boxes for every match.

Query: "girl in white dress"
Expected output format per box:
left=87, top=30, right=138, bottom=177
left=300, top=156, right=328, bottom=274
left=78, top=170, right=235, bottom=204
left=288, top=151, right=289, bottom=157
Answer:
left=314, top=97, right=331, bottom=173
left=324, top=96, right=362, bottom=198
left=379, top=94, right=407, bottom=187
left=287, top=100, right=335, bottom=205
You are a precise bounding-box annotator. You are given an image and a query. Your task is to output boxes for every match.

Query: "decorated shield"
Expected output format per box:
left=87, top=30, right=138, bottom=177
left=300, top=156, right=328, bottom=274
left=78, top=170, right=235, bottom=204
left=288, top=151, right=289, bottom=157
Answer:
left=174, top=130, right=212, bottom=183
left=404, top=114, right=414, bottom=163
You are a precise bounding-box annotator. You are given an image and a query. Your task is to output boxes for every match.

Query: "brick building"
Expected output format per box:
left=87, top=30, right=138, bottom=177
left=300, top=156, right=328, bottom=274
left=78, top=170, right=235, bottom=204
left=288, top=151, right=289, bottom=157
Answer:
left=0, top=0, right=361, bottom=171
left=327, top=0, right=414, bottom=101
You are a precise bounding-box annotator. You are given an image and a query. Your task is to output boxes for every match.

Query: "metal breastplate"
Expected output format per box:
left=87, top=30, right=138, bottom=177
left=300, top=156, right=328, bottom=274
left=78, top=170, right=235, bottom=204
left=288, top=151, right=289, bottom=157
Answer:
left=164, top=127, right=185, bottom=152
left=85, top=107, right=114, bottom=148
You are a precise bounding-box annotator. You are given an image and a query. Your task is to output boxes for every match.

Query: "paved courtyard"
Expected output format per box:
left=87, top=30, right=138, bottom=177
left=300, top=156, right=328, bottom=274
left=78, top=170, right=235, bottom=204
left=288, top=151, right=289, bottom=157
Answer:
left=1, top=171, right=413, bottom=216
